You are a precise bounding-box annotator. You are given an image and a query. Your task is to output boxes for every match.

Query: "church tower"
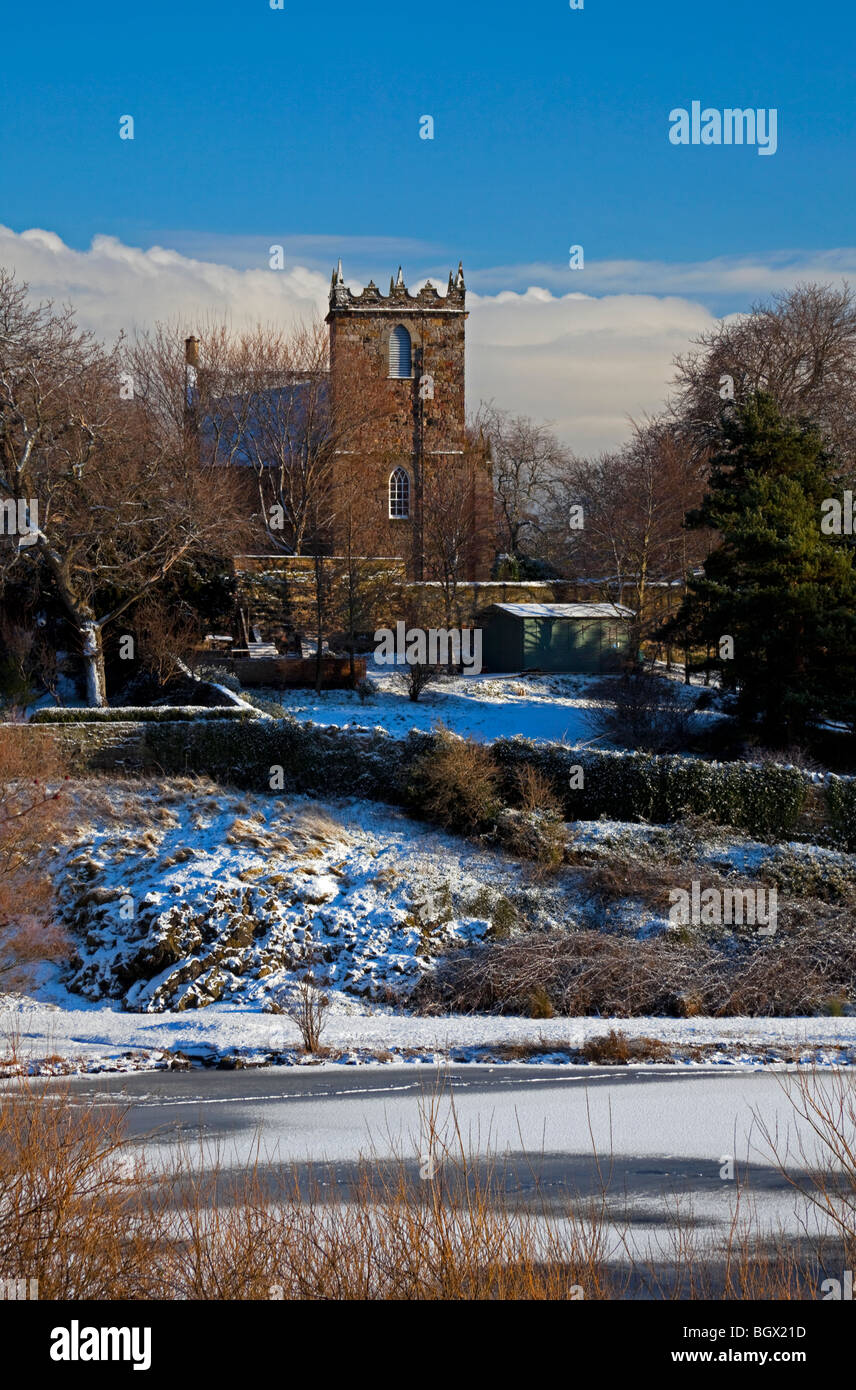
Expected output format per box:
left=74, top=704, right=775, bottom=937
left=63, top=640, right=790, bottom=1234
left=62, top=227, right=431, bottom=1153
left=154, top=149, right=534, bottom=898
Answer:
left=326, top=262, right=492, bottom=581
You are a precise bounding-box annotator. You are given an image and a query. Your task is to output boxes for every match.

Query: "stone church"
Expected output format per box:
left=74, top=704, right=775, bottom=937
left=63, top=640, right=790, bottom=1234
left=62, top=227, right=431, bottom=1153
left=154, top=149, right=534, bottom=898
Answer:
left=188, top=262, right=495, bottom=649
left=326, top=261, right=494, bottom=581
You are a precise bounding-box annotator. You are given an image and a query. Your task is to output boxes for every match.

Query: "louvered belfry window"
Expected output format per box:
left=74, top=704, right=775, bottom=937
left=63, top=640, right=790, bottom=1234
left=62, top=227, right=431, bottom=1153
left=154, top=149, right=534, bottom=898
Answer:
left=388, top=324, right=412, bottom=378
left=389, top=467, right=410, bottom=519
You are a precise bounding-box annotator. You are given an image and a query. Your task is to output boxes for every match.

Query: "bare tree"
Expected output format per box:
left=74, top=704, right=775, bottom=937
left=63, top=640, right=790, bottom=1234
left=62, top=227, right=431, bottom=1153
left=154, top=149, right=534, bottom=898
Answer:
left=542, top=417, right=709, bottom=647
left=279, top=938, right=331, bottom=1054
left=132, top=593, right=202, bottom=688
left=392, top=661, right=439, bottom=702
left=474, top=404, right=570, bottom=559
left=673, top=282, right=856, bottom=471
left=0, top=272, right=251, bottom=705
left=422, top=443, right=494, bottom=626
left=284, top=976, right=331, bottom=1053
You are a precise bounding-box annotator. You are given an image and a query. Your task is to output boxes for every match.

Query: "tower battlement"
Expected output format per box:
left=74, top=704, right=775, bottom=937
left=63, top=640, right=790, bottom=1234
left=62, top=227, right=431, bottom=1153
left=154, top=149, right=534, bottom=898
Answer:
left=327, top=261, right=466, bottom=314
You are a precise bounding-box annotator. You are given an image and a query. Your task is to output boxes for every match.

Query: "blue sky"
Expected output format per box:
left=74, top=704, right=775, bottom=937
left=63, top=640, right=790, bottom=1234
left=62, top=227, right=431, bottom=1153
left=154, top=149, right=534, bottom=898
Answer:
left=2, top=0, right=854, bottom=451
left=2, top=0, right=853, bottom=300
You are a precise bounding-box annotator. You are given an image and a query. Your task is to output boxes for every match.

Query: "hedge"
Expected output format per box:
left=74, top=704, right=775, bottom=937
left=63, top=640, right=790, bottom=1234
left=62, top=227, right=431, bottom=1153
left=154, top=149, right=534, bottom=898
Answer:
left=490, top=738, right=810, bottom=840
left=153, top=721, right=818, bottom=841
left=31, top=705, right=259, bottom=724
left=825, top=777, right=856, bottom=852
left=12, top=713, right=848, bottom=844
left=137, top=721, right=810, bottom=841
left=140, top=716, right=414, bottom=801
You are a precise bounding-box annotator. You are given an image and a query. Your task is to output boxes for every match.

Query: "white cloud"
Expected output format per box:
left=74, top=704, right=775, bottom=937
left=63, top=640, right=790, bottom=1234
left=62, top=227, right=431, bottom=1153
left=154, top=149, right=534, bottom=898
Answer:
left=468, top=249, right=856, bottom=300
left=0, top=224, right=747, bottom=453
left=465, top=288, right=716, bottom=454
left=0, top=225, right=330, bottom=342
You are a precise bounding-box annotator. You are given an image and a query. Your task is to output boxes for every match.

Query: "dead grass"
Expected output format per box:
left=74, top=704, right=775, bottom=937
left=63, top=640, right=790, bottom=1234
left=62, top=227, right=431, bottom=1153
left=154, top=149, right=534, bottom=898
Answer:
left=581, top=1029, right=672, bottom=1065
left=0, top=736, right=71, bottom=986
left=225, top=817, right=272, bottom=849
left=291, top=808, right=348, bottom=847
left=419, top=896, right=856, bottom=1019
left=159, top=845, right=195, bottom=868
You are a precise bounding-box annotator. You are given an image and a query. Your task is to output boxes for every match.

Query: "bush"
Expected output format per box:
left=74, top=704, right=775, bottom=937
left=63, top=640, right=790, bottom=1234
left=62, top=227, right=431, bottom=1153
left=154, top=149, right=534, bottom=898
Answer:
left=405, top=725, right=500, bottom=833
left=588, top=672, right=695, bottom=754
left=493, top=764, right=566, bottom=867
left=494, top=807, right=565, bottom=869
left=758, top=847, right=856, bottom=902
left=392, top=662, right=440, bottom=702
left=280, top=977, right=331, bottom=1054
left=825, top=778, right=856, bottom=851
left=581, top=1030, right=671, bottom=1064
left=0, top=738, right=70, bottom=986
left=418, top=907, right=856, bottom=1019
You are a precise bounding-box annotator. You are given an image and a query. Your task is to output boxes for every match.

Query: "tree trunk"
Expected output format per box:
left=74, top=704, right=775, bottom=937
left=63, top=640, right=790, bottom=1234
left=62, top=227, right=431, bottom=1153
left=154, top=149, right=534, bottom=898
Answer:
left=314, top=557, right=324, bottom=694
left=80, top=621, right=107, bottom=706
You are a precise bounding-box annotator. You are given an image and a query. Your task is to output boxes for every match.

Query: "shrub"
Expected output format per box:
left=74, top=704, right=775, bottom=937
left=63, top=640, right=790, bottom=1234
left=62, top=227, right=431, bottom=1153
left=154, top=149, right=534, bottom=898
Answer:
left=418, top=901, right=856, bottom=1019
left=0, top=738, right=70, bottom=987
left=588, top=671, right=695, bottom=754
left=513, top=762, right=564, bottom=817
left=758, top=847, right=856, bottom=902
left=405, top=725, right=500, bottom=833
left=527, top=984, right=555, bottom=1018
left=494, top=807, right=565, bottom=869
left=492, top=764, right=567, bottom=866
left=391, top=662, right=440, bottom=702
left=281, top=976, right=331, bottom=1054
left=825, top=778, right=856, bottom=851
left=581, top=1030, right=672, bottom=1064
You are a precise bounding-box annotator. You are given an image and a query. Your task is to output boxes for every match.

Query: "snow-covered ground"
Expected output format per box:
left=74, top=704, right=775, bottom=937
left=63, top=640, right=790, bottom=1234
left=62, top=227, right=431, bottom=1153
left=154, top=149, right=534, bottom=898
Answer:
left=256, top=664, right=726, bottom=742
left=3, top=996, right=856, bottom=1074
left=246, top=664, right=726, bottom=744
left=251, top=670, right=605, bottom=742
left=4, top=771, right=853, bottom=1076
left=48, top=780, right=579, bottom=1013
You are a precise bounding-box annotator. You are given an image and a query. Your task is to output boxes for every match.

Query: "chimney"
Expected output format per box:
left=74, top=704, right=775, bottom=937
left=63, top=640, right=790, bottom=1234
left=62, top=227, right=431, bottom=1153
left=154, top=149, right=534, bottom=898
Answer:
left=185, top=335, right=200, bottom=367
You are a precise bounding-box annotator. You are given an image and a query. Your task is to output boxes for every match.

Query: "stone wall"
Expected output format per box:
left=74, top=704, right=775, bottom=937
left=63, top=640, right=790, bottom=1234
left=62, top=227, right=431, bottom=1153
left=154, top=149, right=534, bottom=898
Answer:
left=233, top=558, right=578, bottom=643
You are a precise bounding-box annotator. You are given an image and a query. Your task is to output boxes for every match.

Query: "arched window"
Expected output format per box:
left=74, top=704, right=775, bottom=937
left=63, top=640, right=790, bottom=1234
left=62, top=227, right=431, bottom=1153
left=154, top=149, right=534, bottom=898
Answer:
left=388, top=324, right=412, bottom=378
left=389, top=467, right=410, bottom=519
